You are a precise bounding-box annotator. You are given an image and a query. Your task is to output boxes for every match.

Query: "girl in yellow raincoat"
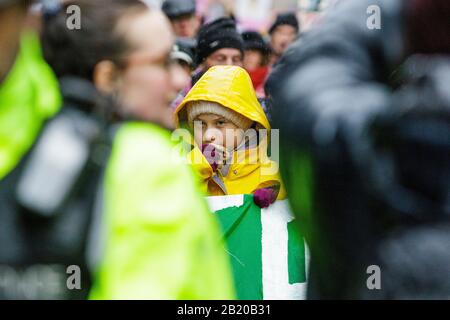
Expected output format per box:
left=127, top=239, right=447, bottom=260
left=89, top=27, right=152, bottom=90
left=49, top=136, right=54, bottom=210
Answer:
left=175, top=65, right=286, bottom=207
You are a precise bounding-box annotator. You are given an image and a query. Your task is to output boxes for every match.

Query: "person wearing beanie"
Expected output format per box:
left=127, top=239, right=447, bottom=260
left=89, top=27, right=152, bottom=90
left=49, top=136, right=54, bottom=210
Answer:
left=195, top=17, right=244, bottom=72
left=170, top=17, right=245, bottom=109
left=268, top=12, right=300, bottom=66
left=162, top=0, right=201, bottom=39
left=242, top=31, right=271, bottom=98
left=175, top=65, right=286, bottom=208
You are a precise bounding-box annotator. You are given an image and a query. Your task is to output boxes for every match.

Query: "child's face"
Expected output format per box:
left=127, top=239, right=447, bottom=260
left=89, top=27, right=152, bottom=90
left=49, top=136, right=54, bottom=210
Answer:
left=193, top=113, right=245, bottom=150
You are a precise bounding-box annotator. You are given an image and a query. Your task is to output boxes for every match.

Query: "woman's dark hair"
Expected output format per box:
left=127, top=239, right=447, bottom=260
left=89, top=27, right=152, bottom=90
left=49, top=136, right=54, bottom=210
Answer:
left=41, top=0, right=147, bottom=80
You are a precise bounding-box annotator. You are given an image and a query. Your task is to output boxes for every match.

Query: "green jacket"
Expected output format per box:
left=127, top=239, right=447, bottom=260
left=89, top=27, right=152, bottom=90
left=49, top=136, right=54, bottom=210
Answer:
left=0, top=32, right=61, bottom=180
left=90, top=122, right=236, bottom=299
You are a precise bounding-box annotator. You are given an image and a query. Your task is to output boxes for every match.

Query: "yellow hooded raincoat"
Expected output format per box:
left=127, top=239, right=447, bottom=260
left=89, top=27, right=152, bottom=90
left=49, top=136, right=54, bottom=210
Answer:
left=175, top=66, right=286, bottom=199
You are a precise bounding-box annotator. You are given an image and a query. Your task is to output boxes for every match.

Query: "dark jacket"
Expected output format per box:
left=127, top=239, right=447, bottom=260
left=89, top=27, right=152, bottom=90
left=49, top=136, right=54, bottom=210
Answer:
left=267, top=0, right=450, bottom=299
left=0, top=77, right=109, bottom=300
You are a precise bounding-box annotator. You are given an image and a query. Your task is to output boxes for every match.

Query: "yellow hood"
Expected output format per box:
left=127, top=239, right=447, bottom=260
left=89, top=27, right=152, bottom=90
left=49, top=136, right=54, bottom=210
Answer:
left=175, top=65, right=270, bottom=131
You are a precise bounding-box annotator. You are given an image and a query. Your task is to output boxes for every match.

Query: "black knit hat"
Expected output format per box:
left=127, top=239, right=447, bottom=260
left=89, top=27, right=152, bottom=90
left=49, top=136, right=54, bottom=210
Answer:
left=162, top=0, right=196, bottom=19
left=242, top=31, right=270, bottom=55
left=269, top=12, right=300, bottom=35
left=196, top=17, right=244, bottom=65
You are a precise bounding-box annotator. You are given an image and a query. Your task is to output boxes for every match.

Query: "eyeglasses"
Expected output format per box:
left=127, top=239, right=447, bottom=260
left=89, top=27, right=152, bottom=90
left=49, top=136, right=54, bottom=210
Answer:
left=115, top=53, right=173, bottom=71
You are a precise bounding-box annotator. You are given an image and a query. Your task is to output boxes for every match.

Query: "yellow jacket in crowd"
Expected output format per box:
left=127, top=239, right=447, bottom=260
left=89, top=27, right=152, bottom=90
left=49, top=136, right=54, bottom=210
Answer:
left=175, top=66, right=286, bottom=199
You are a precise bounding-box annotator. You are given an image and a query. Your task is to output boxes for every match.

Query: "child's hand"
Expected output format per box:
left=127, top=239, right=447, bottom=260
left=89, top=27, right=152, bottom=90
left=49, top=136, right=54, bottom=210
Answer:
left=253, top=187, right=278, bottom=208
left=201, top=144, right=229, bottom=173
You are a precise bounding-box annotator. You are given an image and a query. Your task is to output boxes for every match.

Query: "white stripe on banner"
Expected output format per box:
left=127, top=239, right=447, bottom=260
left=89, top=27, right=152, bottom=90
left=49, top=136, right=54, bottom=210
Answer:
left=261, top=200, right=308, bottom=300
left=206, top=194, right=244, bottom=212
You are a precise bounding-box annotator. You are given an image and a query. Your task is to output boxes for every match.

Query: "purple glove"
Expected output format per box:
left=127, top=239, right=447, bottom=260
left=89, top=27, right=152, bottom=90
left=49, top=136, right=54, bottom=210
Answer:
left=253, top=187, right=278, bottom=208
left=201, top=144, right=220, bottom=172
left=202, top=144, right=228, bottom=173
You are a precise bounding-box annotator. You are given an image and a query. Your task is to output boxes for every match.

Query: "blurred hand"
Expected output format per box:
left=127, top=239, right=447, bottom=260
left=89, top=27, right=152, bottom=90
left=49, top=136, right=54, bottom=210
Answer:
left=253, top=187, right=278, bottom=208
left=201, top=143, right=230, bottom=173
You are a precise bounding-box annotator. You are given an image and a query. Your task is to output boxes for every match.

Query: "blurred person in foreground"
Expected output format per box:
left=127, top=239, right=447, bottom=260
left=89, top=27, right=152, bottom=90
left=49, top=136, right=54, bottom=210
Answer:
left=0, top=0, right=62, bottom=299
left=267, top=0, right=450, bottom=299
left=1, top=0, right=235, bottom=300
left=0, top=0, right=60, bottom=180
left=48, top=0, right=234, bottom=300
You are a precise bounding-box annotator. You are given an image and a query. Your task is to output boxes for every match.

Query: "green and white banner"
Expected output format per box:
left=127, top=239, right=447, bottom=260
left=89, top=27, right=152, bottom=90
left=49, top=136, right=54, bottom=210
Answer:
left=207, top=195, right=309, bottom=300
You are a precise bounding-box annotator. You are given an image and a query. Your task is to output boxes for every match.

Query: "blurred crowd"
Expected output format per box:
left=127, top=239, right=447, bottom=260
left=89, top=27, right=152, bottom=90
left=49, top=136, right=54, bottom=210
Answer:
left=0, top=0, right=449, bottom=300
